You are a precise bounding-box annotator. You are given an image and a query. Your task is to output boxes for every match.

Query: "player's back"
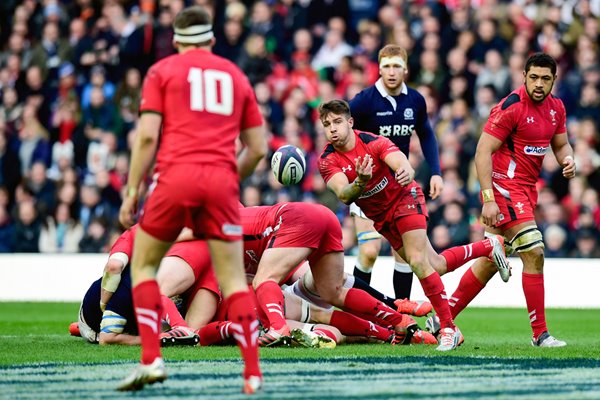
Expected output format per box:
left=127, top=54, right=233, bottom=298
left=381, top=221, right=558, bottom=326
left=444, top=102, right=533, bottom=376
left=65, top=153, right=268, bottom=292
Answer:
left=142, top=49, right=261, bottom=172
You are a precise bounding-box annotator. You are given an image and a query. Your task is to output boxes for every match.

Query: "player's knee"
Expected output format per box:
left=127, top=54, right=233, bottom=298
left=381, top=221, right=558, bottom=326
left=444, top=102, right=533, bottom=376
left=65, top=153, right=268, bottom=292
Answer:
left=319, top=285, right=344, bottom=307
left=358, top=240, right=380, bottom=264
left=403, top=252, right=427, bottom=276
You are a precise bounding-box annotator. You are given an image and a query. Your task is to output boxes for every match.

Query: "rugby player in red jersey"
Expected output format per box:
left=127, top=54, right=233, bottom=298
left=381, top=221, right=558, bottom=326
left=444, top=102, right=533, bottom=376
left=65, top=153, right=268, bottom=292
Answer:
left=117, top=6, right=267, bottom=393
left=430, top=53, right=574, bottom=348
left=317, top=100, right=511, bottom=351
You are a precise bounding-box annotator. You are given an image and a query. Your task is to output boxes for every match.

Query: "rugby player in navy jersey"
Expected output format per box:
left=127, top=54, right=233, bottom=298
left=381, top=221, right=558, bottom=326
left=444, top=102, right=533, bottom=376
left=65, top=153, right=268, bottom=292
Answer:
left=347, top=45, right=442, bottom=311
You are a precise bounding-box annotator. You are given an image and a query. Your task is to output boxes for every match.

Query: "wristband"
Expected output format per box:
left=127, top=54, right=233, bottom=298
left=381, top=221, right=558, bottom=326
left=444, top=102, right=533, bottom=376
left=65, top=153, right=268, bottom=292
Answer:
left=563, top=155, right=574, bottom=162
left=127, top=186, right=137, bottom=197
left=481, top=189, right=495, bottom=203
left=353, top=179, right=366, bottom=189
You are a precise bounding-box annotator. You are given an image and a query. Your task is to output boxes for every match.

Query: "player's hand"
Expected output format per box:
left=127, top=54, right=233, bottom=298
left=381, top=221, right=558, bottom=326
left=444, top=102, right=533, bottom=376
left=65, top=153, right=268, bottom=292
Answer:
left=562, top=156, right=576, bottom=179
left=481, top=201, right=501, bottom=227
left=429, top=175, right=444, bottom=199
left=119, top=193, right=138, bottom=228
left=355, top=155, right=373, bottom=184
left=395, top=164, right=414, bottom=187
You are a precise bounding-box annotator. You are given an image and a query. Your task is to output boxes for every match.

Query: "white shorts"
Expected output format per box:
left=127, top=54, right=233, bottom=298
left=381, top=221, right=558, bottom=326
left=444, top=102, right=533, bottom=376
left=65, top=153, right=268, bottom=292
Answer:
left=349, top=203, right=368, bottom=219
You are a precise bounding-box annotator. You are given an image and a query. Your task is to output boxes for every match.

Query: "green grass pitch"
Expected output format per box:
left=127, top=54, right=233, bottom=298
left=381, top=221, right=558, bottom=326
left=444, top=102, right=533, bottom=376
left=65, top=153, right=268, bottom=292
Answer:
left=1, top=302, right=599, bottom=399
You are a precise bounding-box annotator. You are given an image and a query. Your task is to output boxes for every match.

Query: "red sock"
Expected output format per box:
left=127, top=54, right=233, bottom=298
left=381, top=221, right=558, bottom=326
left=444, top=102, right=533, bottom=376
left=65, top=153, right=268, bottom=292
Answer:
left=343, top=288, right=406, bottom=327
left=198, top=321, right=232, bottom=346
left=255, top=280, right=286, bottom=330
left=312, top=327, right=338, bottom=342
left=330, top=310, right=392, bottom=341
left=226, top=291, right=262, bottom=379
left=419, top=273, right=454, bottom=329
left=161, top=295, right=187, bottom=328
left=441, top=239, right=493, bottom=272
left=522, top=272, right=547, bottom=338
left=449, top=268, right=485, bottom=318
left=132, top=280, right=163, bottom=365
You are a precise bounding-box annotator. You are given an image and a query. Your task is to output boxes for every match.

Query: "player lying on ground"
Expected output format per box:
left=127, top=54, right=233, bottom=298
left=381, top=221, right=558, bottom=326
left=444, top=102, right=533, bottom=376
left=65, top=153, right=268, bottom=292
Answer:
left=239, top=201, right=429, bottom=346
left=287, top=260, right=433, bottom=317
left=74, top=225, right=213, bottom=346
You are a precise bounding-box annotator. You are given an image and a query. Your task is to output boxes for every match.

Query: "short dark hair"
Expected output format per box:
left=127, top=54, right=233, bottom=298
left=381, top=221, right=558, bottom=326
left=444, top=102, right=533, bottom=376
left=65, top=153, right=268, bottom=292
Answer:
left=319, top=100, right=351, bottom=121
left=173, top=6, right=212, bottom=47
left=525, top=52, right=557, bottom=76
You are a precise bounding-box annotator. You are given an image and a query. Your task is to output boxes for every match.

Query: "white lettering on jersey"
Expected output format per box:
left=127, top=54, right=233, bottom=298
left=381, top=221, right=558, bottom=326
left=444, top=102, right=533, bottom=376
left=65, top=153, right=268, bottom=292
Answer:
left=359, top=177, right=388, bottom=199
left=524, top=146, right=548, bottom=156
left=376, top=111, right=393, bottom=116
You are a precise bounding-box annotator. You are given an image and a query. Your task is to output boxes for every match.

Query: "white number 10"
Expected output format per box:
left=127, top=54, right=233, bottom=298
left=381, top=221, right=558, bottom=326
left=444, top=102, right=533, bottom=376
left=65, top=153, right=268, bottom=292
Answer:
left=188, top=67, right=233, bottom=116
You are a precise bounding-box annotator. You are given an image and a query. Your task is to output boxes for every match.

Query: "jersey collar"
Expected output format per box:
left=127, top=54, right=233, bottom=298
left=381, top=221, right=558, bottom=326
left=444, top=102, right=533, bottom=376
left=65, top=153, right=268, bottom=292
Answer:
left=375, top=78, right=408, bottom=112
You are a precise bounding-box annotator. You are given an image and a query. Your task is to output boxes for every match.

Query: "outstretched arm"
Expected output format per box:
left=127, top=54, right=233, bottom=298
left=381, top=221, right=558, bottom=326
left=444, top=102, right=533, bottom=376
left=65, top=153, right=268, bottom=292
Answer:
left=326, top=156, right=373, bottom=204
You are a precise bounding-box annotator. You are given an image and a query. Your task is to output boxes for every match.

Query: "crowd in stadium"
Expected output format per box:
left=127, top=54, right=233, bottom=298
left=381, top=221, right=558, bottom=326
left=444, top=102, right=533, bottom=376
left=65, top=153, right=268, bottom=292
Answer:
left=0, top=0, right=598, bottom=257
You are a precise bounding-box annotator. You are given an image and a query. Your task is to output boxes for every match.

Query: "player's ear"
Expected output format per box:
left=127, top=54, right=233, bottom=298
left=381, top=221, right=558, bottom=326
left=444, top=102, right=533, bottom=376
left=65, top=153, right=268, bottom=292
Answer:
left=348, top=116, right=354, bottom=127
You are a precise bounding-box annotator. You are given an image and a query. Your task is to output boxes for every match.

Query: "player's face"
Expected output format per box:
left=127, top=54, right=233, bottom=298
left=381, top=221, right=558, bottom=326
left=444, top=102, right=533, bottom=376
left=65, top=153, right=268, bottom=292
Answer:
left=321, top=113, right=354, bottom=149
left=379, top=56, right=407, bottom=92
left=524, top=66, right=556, bottom=103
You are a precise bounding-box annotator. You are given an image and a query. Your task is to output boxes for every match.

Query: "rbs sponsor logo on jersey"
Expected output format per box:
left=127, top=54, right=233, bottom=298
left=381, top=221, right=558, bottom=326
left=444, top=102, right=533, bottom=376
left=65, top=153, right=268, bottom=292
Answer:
left=379, top=124, right=414, bottom=137
left=524, top=146, right=548, bottom=156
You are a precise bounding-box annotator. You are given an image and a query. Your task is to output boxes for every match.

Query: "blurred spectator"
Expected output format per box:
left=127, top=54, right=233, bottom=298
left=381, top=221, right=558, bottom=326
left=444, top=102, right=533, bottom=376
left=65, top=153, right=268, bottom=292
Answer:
left=113, top=67, right=141, bottom=133
left=570, top=228, right=600, bottom=258
left=543, top=224, right=569, bottom=258
left=39, top=202, right=84, bottom=253
left=78, top=216, right=109, bottom=253
left=311, top=28, right=353, bottom=72
left=237, top=33, right=272, bottom=86
left=78, top=184, right=112, bottom=232
left=29, top=21, right=71, bottom=81
left=214, top=18, right=246, bottom=62
left=81, top=65, right=116, bottom=109
left=0, top=204, right=15, bottom=252
left=0, top=126, right=21, bottom=204
left=440, top=201, right=470, bottom=247
left=26, top=161, right=56, bottom=218
left=17, top=104, right=51, bottom=175
left=12, top=200, right=41, bottom=253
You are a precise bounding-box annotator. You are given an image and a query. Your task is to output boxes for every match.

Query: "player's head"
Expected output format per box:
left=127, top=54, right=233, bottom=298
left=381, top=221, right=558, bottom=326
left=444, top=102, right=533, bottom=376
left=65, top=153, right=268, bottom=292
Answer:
left=173, top=6, right=214, bottom=50
left=319, top=100, right=354, bottom=148
left=378, top=45, right=408, bottom=92
left=523, top=52, right=557, bottom=103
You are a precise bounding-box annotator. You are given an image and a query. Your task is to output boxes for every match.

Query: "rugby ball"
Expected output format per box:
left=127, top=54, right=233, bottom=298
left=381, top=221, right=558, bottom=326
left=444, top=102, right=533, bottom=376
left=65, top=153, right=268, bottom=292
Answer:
left=271, top=145, right=306, bottom=185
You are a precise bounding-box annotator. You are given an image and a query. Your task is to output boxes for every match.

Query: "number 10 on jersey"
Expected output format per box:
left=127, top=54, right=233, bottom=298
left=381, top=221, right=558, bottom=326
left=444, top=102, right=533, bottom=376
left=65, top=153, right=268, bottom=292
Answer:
left=188, top=67, right=233, bottom=116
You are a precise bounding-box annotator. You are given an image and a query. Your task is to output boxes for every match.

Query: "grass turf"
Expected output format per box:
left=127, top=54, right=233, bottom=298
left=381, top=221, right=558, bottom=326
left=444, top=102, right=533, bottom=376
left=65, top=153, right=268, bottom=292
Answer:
left=1, top=302, right=598, bottom=365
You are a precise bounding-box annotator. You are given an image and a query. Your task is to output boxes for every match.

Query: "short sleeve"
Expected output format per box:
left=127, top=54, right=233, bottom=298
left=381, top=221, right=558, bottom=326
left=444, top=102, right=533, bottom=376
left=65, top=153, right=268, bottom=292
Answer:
left=109, top=225, right=136, bottom=259
left=318, top=151, right=342, bottom=184
left=483, top=102, right=519, bottom=142
left=139, top=65, right=164, bottom=114
left=371, top=136, right=399, bottom=160
left=556, top=100, right=567, bottom=135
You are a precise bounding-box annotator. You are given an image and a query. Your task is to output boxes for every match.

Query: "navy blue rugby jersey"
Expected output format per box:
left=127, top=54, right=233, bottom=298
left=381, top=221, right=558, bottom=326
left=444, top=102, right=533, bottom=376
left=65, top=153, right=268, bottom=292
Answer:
left=349, top=79, right=441, bottom=175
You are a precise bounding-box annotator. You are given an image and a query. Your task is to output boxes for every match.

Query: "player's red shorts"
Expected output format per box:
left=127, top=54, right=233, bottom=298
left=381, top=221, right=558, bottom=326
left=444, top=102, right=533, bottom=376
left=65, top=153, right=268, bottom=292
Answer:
left=140, top=164, right=242, bottom=242
left=488, top=180, right=537, bottom=230
left=268, top=203, right=344, bottom=265
left=374, top=183, right=428, bottom=250
left=167, top=241, right=221, bottom=304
